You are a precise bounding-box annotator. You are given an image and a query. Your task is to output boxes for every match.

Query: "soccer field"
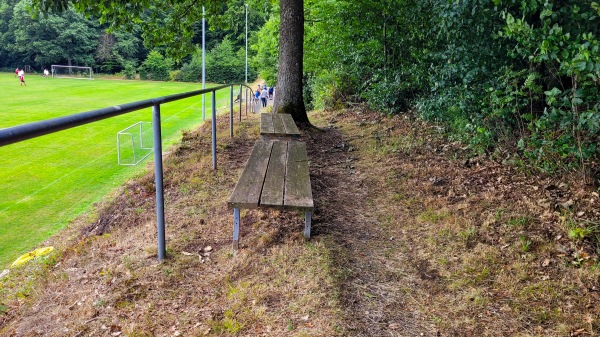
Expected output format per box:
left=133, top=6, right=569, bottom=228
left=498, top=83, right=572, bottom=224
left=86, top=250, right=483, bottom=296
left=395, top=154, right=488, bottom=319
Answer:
left=0, top=72, right=235, bottom=267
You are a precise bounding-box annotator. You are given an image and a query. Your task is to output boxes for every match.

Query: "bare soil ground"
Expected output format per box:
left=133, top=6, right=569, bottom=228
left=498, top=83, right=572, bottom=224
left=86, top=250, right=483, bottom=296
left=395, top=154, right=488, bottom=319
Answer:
left=1, top=107, right=599, bottom=336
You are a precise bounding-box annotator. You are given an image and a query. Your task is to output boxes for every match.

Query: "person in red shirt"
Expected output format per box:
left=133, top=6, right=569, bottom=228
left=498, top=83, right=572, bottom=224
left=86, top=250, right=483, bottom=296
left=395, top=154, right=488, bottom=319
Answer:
left=18, top=69, right=26, bottom=86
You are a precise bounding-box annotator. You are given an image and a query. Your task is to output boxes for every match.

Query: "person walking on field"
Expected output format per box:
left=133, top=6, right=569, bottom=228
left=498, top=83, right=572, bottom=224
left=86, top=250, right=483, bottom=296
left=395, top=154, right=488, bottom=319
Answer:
left=18, top=69, right=26, bottom=86
left=43, top=68, right=49, bottom=78
left=260, top=86, right=268, bottom=108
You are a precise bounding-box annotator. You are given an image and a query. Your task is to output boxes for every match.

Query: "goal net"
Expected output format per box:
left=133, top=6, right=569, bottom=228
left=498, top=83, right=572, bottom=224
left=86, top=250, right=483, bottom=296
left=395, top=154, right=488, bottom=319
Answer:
left=117, top=122, right=153, bottom=166
left=51, top=65, right=93, bottom=79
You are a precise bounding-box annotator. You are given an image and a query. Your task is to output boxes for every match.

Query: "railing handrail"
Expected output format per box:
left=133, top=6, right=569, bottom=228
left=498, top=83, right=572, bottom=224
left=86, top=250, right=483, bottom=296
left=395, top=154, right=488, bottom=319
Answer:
left=0, top=81, right=255, bottom=262
left=0, top=83, right=253, bottom=147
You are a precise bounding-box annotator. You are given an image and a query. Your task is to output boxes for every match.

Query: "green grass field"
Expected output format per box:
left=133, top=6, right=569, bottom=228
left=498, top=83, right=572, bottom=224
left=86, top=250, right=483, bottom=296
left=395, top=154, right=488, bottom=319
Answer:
left=0, top=72, right=235, bottom=267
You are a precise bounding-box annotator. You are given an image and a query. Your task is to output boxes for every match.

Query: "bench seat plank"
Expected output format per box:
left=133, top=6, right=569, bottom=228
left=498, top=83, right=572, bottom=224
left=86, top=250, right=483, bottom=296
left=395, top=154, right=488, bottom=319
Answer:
left=281, top=115, right=301, bottom=137
left=272, top=114, right=286, bottom=136
left=260, top=113, right=301, bottom=139
left=284, top=141, right=314, bottom=210
left=228, top=141, right=273, bottom=208
left=260, top=113, right=274, bottom=134
left=260, top=140, right=287, bottom=209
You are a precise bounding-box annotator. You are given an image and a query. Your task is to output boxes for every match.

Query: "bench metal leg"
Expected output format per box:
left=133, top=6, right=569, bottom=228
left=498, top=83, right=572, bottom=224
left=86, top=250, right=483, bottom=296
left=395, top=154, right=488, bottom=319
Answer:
left=233, top=208, right=240, bottom=250
left=304, top=212, right=312, bottom=239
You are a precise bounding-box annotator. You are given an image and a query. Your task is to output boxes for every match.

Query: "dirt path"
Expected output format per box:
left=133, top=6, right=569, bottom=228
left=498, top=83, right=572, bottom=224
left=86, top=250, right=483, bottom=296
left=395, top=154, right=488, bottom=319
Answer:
left=305, top=114, right=438, bottom=336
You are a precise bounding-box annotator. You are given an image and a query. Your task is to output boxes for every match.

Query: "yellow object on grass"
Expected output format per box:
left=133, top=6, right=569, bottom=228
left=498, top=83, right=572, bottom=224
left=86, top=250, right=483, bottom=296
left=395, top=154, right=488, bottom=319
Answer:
left=11, top=247, right=54, bottom=267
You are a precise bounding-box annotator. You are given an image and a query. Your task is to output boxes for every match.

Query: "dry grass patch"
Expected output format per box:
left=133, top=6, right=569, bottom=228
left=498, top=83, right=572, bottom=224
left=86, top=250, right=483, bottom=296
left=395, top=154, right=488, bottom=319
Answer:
left=0, top=113, right=344, bottom=336
left=324, top=107, right=600, bottom=336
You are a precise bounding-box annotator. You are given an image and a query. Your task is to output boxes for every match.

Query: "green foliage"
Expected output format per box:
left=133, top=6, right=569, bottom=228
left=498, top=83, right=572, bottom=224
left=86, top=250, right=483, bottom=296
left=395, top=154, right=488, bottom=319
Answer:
left=2, top=0, right=265, bottom=79
left=206, top=38, right=251, bottom=83
left=366, top=71, right=420, bottom=115
left=30, top=0, right=268, bottom=62
left=495, top=1, right=600, bottom=173
left=0, top=0, right=148, bottom=72
left=16, top=0, right=599, bottom=172
left=519, top=235, right=532, bottom=252
left=300, top=0, right=600, bottom=175
left=174, top=40, right=256, bottom=83
left=174, top=48, right=203, bottom=82
left=95, top=31, right=143, bottom=73
left=2, top=0, right=99, bottom=69
left=252, top=7, right=279, bottom=85
left=121, top=61, right=137, bottom=79
left=569, top=227, right=591, bottom=241
left=138, top=50, right=172, bottom=81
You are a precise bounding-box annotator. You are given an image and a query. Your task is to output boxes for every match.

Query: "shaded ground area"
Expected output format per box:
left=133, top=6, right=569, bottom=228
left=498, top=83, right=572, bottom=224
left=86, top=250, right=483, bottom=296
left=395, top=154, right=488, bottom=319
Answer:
left=313, top=109, right=599, bottom=336
left=1, top=107, right=599, bottom=336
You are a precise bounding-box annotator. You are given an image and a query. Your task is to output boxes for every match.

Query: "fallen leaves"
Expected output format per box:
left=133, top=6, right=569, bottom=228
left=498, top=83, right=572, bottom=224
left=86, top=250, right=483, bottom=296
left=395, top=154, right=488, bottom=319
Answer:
left=181, top=246, right=213, bottom=263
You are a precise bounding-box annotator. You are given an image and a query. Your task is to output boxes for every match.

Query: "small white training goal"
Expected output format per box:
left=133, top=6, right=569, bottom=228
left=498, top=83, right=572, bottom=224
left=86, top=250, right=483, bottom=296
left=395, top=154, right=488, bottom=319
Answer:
left=117, top=122, right=154, bottom=166
left=51, top=65, right=94, bottom=80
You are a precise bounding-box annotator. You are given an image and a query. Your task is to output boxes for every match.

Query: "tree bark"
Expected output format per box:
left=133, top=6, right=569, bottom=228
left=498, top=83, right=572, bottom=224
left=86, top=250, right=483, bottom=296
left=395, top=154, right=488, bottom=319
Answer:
left=273, top=0, right=309, bottom=125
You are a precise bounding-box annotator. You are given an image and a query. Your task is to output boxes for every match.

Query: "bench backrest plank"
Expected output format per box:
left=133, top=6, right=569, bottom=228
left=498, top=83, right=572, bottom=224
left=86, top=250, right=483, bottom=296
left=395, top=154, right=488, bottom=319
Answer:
left=260, top=140, right=287, bottom=209
left=284, top=141, right=314, bottom=210
left=228, top=141, right=273, bottom=208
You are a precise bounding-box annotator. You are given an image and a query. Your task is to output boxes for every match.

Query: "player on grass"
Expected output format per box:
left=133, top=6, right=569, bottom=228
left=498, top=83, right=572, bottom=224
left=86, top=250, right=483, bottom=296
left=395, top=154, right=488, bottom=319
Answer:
left=18, top=69, right=26, bottom=86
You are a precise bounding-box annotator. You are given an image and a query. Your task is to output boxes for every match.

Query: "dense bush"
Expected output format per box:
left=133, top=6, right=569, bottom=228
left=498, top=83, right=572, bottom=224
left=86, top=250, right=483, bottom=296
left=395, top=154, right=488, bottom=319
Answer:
left=205, top=39, right=246, bottom=83
left=298, top=0, right=599, bottom=177
left=173, top=41, right=256, bottom=84
left=138, top=51, right=172, bottom=81
left=173, top=48, right=203, bottom=82
left=121, top=62, right=137, bottom=79
left=496, top=2, right=600, bottom=173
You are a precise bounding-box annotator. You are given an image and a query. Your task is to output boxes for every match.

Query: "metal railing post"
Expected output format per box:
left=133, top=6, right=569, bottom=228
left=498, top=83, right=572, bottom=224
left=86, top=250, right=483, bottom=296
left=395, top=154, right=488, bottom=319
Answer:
left=229, top=85, right=234, bottom=138
left=245, top=89, right=248, bottom=116
left=152, top=104, right=166, bottom=261
left=239, top=85, right=243, bottom=122
left=212, top=90, right=217, bottom=170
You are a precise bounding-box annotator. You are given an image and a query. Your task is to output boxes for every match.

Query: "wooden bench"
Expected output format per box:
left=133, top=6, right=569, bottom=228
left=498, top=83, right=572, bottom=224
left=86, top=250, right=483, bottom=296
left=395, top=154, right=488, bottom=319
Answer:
left=260, top=113, right=301, bottom=140
left=228, top=139, right=313, bottom=249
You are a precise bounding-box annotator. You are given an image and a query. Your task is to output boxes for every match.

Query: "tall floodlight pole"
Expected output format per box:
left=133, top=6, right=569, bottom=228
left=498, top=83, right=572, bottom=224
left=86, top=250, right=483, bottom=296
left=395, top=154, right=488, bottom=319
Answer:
left=202, top=6, right=206, bottom=121
left=245, top=3, right=248, bottom=83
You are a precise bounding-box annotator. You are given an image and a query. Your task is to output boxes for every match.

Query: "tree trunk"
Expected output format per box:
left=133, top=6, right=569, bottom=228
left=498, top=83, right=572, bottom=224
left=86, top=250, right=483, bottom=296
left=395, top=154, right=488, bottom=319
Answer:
left=273, top=0, right=309, bottom=125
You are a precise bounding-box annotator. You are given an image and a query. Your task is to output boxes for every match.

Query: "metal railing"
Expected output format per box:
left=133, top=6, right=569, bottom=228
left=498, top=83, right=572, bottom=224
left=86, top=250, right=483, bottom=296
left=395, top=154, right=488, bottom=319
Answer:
left=0, top=83, right=255, bottom=261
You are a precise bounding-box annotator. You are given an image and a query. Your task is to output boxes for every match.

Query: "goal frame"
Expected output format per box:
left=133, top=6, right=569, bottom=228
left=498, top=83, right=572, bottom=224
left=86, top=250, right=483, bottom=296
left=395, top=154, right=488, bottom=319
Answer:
left=51, top=65, right=94, bottom=80
left=117, top=122, right=153, bottom=166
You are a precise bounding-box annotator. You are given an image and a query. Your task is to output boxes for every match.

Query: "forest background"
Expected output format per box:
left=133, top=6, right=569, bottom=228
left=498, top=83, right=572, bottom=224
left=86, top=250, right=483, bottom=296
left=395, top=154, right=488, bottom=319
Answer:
left=1, top=0, right=599, bottom=181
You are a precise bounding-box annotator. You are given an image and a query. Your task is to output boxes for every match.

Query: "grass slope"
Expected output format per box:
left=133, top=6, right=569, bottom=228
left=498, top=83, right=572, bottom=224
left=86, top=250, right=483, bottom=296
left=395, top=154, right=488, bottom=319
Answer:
left=0, top=72, right=234, bottom=267
left=0, top=108, right=599, bottom=336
